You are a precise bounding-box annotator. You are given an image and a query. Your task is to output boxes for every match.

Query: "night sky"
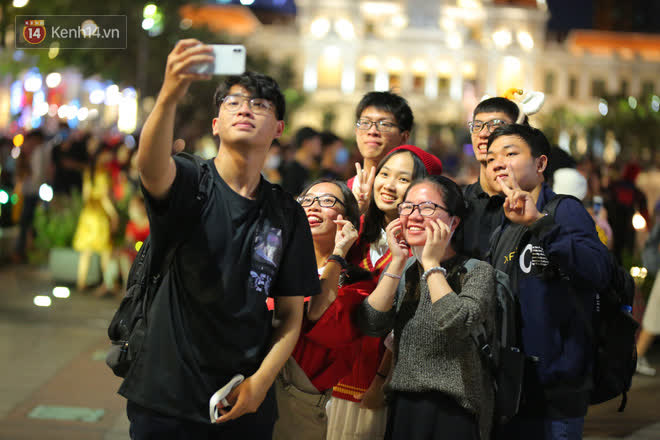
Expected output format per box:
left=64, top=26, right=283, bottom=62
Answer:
left=546, top=0, right=593, bottom=32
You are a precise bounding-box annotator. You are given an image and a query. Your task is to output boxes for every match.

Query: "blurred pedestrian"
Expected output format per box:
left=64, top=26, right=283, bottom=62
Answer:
left=607, top=162, right=649, bottom=263
left=319, top=131, right=350, bottom=181
left=12, top=129, right=47, bottom=263
left=637, top=199, right=660, bottom=376
left=280, top=126, right=322, bottom=196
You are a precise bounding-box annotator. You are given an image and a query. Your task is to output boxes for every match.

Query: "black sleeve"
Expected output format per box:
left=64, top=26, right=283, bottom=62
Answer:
left=271, top=199, right=320, bottom=297
left=141, top=155, right=201, bottom=246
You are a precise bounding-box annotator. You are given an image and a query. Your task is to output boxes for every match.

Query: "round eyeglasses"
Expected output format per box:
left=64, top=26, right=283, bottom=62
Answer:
left=356, top=119, right=400, bottom=133
left=468, top=119, right=507, bottom=134
left=297, top=195, right=345, bottom=208
left=222, top=94, right=274, bottom=115
left=397, top=201, right=450, bottom=217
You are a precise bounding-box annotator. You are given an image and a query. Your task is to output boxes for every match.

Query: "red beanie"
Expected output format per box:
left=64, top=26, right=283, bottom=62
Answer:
left=387, top=145, right=443, bottom=176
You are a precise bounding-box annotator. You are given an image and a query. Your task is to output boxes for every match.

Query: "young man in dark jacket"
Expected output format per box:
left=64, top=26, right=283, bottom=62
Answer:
left=484, top=124, right=612, bottom=440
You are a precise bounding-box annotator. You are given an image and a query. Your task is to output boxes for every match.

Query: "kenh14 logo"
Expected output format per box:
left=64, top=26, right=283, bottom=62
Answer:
left=23, top=19, right=46, bottom=44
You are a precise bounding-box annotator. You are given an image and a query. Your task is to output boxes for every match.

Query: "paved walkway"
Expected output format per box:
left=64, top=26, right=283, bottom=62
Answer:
left=0, top=263, right=658, bottom=439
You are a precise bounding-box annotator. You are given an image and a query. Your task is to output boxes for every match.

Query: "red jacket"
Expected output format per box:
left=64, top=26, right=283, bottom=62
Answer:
left=332, top=232, right=391, bottom=403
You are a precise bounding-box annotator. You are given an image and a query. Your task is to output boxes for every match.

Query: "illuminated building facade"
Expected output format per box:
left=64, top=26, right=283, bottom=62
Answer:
left=243, top=0, right=660, bottom=142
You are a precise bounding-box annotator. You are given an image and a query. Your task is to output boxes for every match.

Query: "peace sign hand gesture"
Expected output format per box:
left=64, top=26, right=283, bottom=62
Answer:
left=498, top=164, right=545, bottom=226
left=352, top=162, right=376, bottom=215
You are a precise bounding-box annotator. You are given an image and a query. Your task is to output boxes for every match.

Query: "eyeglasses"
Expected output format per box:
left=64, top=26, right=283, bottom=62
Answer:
left=398, top=201, right=450, bottom=217
left=297, top=195, right=345, bottom=208
left=356, top=119, right=400, bottom=133
left=468, top=119, right=507, bottom=134
left=222, top=94, right=275, bottom=115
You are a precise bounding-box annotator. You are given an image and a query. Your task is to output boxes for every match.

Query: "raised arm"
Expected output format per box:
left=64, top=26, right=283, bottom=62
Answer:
left=137, top=39, right=213, bottom=199
left=307, top=215, right=359, bottom=321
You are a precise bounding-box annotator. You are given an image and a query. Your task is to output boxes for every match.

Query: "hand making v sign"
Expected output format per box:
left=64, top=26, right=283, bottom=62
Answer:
left=497, top=164, right=545, bottom=227
left=352, top=162, right=376, bottom=214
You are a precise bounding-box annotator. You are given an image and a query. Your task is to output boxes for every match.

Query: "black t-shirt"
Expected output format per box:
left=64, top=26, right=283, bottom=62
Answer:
left=462, top=180, right=505, bottom=260
left=119, top=155, right=320, bottom=423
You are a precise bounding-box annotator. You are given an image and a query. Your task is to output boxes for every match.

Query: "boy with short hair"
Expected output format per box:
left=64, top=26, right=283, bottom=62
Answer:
left=484, top=124, right=611, bottom=440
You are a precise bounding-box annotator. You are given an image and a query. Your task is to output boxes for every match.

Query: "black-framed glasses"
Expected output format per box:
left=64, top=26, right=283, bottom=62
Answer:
left=397, top=201, right=450, bottom=217
left=468, top=119, right=507, bottom=134
left=356, top=119, right=400, bottom=133
left=222, top=94, right=275, bottom=115
left=297, top=195, right=345, bottom=208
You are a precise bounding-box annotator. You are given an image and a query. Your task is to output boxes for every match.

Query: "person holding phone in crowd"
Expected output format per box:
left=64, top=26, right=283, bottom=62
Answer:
left=119, top=40, right=320, bottom=439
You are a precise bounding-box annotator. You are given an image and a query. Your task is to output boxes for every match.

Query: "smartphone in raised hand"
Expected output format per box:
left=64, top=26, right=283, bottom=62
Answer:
left=189, top=44, right=246, bottom=76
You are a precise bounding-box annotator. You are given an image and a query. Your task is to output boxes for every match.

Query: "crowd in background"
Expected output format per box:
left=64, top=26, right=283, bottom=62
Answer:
left=0, top=119, right=657, bottom=298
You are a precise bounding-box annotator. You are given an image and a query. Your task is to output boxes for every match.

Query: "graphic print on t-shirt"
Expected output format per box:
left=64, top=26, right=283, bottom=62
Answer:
left=249, top=218, right=283, bottom=297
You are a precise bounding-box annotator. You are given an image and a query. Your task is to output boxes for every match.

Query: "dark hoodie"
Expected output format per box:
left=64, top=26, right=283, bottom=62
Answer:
left=490, top=183, right=612, bottom=418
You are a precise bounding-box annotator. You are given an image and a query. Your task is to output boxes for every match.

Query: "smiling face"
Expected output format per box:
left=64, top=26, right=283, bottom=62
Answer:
left=212, top=85, right=284, bottom=151
left=373, top=151, right=415, bottom=223
left=470, top=111, right=513, bottom=163
left=485, top=134, right=547, bottom=194
left=400, top=183, right=455, bottom=247
left=302, top=182, right=346, bottom=244
left=355, top=106, right=409, bottom=163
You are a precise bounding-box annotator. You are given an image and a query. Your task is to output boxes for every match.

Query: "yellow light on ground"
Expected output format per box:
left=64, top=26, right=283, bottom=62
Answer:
left=34, top=295, right=52, bottom=307
left=630, top=266, right=640, bottom=277
left=52, top=287, right=71, bottom=298
left=13, top=134, right=24, bottom=147
left=632, top=213, right=646, bottom=230
left=310, top=17, right=330, bottom=38
left=493, top=29, right=512, bottom=49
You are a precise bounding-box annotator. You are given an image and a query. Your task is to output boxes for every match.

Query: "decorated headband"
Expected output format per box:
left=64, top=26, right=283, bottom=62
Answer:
left=481, top=87, right=545, bottom=124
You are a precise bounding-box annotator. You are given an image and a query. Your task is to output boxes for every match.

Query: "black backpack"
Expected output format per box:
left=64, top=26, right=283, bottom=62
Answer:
left=543, top=194, right=639, bottom=411
left=463, top=259, right=525, bottom=425
left=105, top=153, right=213, bottom=377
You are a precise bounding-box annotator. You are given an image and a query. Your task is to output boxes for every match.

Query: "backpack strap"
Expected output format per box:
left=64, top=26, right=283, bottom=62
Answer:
left=143, top=153, right=214, bottom=315
left=464, top=258, right=498, bottom=379
left=541, top=193, right=582, bottom=218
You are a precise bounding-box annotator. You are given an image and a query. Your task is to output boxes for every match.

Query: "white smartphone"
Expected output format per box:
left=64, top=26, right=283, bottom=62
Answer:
left=189, top=44, right=246, bottom=76
left=209, top=374, right=244, bottom=423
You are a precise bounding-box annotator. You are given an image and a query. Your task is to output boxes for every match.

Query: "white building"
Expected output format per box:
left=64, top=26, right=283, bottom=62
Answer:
left=220, top=0, right=660, bottom=143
